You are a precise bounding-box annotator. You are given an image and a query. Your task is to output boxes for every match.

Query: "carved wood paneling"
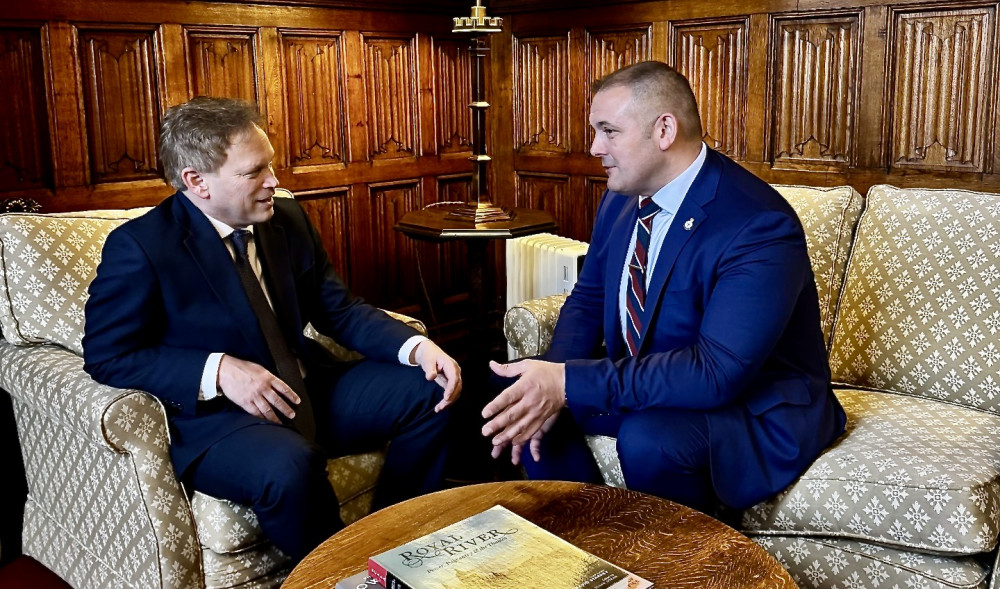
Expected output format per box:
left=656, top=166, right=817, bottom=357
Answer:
left=585, top=176, right=608, bottom=236
left=671, top=19, right=749, bottom=159
left=433, top=39, right=472, bottom=154
left=516, top=172, right=582, bottom=238
left=365, top=180, right=422, bottom=308
left=0, top=27, right=50, bottom=190
left=298, top=189, right=351, bottom=283
left=585, top=26, right=653, bottom=147
left=435, top=174, right=473, bottom=297
left=771, top=15, right=860, bottom=170
left=889, top=7, right=995, bottom=171
left=362, top=35, right=418, bottom=159
left=280, top=31, right=346, bottom=168
left=79, top=28, right=161, bottom=183
left=513, top=33, right=570, bottom=153
left=185, top=28, right=259, bottom=103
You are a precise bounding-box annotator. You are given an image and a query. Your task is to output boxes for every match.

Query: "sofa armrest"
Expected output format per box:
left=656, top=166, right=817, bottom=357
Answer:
left=1, top=340, right=202, bottom=588
left=305, top=310, right=428, bottom=362
left=503, top=293, right=568, bottom=359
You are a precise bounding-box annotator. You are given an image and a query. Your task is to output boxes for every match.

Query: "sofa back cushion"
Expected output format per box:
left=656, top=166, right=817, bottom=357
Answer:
left=829, top=185, right=1000, bottom=413
left=773, top=185, right=864, bottom=348
left=0, top=209, right=149, bottom=355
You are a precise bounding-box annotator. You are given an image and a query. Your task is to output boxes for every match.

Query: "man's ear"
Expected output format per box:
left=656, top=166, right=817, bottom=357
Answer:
left=181, top=167, right=210, bottom=199
left=656, top=113, right=678, bottom=151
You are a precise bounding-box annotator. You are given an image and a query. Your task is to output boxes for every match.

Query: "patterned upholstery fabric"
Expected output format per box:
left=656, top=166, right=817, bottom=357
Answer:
left=830, top=185, right=1000, bottom=413
left=504, top=292, right=568, bottom=359
left=755, top=536, right=989, bottom=589
left=743, top=388, right=1000, bottom=553
left=0, top=206, right=428, bottom=589
left=583, top=435, right=625, bottom=488
left=772, top=185, right=864, bottom=348
left=0, top=209, right=148, bottom=353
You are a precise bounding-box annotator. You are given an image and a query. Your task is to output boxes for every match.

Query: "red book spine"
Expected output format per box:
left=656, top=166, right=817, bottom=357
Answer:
left=366, top=558, right=413, bottom=589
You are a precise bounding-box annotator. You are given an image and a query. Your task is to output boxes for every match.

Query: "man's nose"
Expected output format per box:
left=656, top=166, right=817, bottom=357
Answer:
left=263, top=166, right=279, bottom=188
left=590, top=134, right=604, bottom=157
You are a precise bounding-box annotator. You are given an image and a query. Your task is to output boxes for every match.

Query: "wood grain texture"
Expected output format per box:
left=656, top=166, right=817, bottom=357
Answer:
left=298, top=188, right=351, bottom=281
left=0, top=27, right=51, bottom=190
left=361, top=180, right=422, bottom=309
left=282, top=481, right=796, bottom=589
left=79, top=27, right=161, bottom=183
left=888, top=6, right=995, bottom=172
left=771, top=14, right=860, bottom=170
left=279, top=31, right=346, bottom=168
left=513, top=33, right=571, bottom=153
left=671, top=18, right=748, bottom=160
left=432, top=38, right=473, bottom=154
left=185, top=27, right=259, bottom=103
left=362, top=34, right=418, bottom=159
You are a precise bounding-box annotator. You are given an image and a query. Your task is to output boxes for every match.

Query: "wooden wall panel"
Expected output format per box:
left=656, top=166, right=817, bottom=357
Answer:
left=185, top=28, right=259, bottom=103
left=279, top=31, right=346, bottom=168
left=771, top=14, right=860, bottom=170
left=516, top=172, right=580, bottom=238
left=363, top=180, right=422, bottom=309
left=671, top=19, right=749, bottom=160
left=433, top=39, right=473, bottom=154
left=513, top=33, right=571, bottom=153
left=0, top=26, right=50, bottom=190
left=362, top=34, right=418, bottom=160
left=79, top=28, right=161, bottom=184
left=888, top=6, right=996, bottom=172
left=298, top=188, right=351, bottom=281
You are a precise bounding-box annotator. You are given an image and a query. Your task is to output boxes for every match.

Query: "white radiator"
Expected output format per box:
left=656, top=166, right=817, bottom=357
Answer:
left=506, top=233, right=588, bottom=310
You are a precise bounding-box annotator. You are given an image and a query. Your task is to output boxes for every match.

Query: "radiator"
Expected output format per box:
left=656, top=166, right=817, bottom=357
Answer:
left=506, top=232, right=588, bottom=310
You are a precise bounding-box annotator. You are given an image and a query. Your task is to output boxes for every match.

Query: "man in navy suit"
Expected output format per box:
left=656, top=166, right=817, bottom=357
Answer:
left=484, top=61, right=845, bottom=512
left=83, top=97, right=461, bottom=561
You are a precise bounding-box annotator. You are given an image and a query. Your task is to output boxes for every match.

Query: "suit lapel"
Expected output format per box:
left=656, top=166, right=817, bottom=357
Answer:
left=253, top=214, right=304, bottom=347
left=174, top=195, right=271, bottom=360
left=605, top=195, right=640, bottom=360
left=637, top=149, right=724, bottom=353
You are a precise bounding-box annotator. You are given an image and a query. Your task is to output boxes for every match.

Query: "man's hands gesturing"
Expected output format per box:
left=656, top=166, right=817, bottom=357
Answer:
left=482, top=359, right=566, bottom=464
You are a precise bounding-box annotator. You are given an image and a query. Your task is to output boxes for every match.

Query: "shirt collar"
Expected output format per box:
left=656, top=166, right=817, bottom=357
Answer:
left=202, top=212, right=254, bottom=241
left=647, top=142, right=707, bottom=215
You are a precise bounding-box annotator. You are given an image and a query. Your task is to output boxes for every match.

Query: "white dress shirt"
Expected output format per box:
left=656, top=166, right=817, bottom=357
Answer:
left=618, top=143, right=707, bottom=342
left=197, top=213, right=426, bottom=400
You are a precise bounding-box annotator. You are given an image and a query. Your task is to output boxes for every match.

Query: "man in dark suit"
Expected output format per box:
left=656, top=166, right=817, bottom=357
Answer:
left=83, top=97, right=461, bottom=561
left=483, top=61, right=845, bottom=512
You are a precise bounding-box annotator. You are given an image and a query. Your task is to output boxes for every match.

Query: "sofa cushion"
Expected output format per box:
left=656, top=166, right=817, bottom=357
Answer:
left=829, top=185, right=1000, bottom=414
left=742, top=388, right=1000, bottom=554
left=753, top=535, right=989, bottom=589
left=0, top=209, right=149, bottom=354
left=772, top=185, right=864, bottom=348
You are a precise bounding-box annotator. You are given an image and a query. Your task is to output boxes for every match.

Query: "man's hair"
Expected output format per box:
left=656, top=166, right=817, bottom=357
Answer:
left=592, top=61, right=703, bottom=141
left=159, top=96, right=264, bottom=190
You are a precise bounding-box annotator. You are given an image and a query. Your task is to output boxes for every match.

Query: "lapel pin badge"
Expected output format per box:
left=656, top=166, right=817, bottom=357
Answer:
left=684, top=218, right=694, bottom=231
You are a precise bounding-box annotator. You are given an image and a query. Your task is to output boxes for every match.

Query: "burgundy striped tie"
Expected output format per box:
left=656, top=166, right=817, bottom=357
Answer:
left=625, top=196, right=661, bottom=356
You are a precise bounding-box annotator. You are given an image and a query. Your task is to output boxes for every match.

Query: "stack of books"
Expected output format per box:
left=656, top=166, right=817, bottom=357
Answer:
left=336, top=505, right=651, bottom=589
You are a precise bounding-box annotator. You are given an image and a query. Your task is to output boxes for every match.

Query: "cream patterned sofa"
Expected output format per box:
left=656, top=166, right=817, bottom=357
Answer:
left=0, top=201, right=415, bottom=588
left=505, top=184, right=1000, bottom=589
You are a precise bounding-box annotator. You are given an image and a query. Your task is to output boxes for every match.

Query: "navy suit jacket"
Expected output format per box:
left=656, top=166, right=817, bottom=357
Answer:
left=83, top=192, right=419, bottom=475
left=546, top=149, right=846, bottom=508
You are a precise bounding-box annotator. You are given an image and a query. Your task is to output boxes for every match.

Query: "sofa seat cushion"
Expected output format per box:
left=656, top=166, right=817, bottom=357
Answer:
left=743, top=388, right=1000, bottom=554
left=772, top=185, right=864, bottom=348
left=829, top=185, right=1000, bottom=415
left=201, top=541, right=290, bottom=589
left=0, top=209, right=148, bottom=354
left=752, top=535, right=989, bottom=589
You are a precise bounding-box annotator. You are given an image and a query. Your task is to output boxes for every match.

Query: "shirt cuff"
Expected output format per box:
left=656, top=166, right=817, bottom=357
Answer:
left=398, top=335, right=430, bottom=366
left=199, top=352, right=225, bottom=401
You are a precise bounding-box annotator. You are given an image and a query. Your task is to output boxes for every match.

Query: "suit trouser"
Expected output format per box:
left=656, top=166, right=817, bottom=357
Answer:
left=185, top=359, right=451, bottom=561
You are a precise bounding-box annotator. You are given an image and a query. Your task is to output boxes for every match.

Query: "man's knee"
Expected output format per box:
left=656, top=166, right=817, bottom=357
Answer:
left=615, top=410, right=710, bottom=475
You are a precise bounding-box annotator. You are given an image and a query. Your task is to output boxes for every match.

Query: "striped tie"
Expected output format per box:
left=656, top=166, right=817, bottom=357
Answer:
left=625, top=196, right=661, bottom=356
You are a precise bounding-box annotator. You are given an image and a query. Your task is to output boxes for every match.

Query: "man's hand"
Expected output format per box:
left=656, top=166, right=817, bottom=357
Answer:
left=411, top=340, right=462, bottom=412
left=217, top=355, right=300, bottom=423
left=482, top=359, right=566, bottom=462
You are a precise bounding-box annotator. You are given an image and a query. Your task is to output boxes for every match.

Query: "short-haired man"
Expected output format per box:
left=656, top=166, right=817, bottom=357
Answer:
left=83, top=97, right=461, bottom=561
left=484, top=62, right=845, bottom=513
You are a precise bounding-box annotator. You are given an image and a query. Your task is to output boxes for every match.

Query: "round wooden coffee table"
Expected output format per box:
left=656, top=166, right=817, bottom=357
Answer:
left=282, top=480, right=795, bottom=588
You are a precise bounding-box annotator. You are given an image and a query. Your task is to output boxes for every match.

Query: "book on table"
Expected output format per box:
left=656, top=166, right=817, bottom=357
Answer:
left=366, top=505, right=652, bottom=589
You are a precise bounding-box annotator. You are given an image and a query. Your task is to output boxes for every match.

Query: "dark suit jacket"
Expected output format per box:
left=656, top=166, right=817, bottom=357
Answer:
left=545, top=149, right=846, bottom=508
left=83, top=192, right=419, bottom=475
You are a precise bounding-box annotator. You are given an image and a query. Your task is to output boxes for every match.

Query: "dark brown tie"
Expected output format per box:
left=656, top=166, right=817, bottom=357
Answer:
left=229, top=229, right=316, bottom=442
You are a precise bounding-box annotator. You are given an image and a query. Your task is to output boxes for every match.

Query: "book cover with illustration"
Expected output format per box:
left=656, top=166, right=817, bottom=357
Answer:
left=367, top=505, right=651, bottom=589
